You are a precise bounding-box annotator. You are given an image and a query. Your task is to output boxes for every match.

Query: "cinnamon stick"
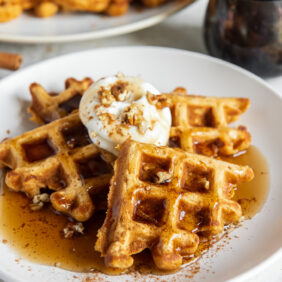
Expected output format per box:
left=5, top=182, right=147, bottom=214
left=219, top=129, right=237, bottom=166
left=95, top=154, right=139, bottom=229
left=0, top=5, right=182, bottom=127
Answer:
left=0, top=52, right=22, bottom=71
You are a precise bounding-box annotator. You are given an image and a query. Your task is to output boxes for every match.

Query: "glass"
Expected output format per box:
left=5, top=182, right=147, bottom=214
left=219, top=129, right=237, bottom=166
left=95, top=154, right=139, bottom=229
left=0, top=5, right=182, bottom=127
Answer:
left=204, top=0, right=282, bottom=77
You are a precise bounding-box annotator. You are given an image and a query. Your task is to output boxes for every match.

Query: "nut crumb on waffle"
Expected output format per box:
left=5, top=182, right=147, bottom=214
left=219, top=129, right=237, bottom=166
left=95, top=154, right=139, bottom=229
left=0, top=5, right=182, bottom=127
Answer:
left=98, top=80, right=130, bottom=106
left=63, top=222, right=84, bottom=239
left=155, top=171, right=171, bottom=184
left=29, top=193, right=50, bottom=211
left=121, top=103, right=153, bottom=134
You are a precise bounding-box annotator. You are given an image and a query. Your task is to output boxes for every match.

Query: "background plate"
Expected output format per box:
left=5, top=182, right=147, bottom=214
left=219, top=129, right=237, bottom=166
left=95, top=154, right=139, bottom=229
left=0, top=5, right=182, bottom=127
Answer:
left=0, top=46, right=281, bottom=282
left=0, top=0, right=195, bottom=43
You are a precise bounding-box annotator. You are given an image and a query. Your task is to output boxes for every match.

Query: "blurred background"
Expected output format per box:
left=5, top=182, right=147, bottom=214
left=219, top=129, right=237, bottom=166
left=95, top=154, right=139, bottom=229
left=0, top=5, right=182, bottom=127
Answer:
left=1, top=0, right=281, bottom=88
left=0, top=0, right=206, bottom=78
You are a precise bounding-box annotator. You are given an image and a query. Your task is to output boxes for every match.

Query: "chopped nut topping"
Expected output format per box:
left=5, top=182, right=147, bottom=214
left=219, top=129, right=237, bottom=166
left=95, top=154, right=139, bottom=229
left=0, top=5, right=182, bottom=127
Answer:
left=33, top=193, right=50, bottom=204
left=98, top=81, right=130, bottom=106
left=63, top=222, right=84, bottom=239
left=200, top=178, right=210, bottom=189
left=121, top=103, right=151, bottom=134
left=115, top=125, right=129, bottom=137
left=146, top=93, right=170, bottom=109
left=98, top=86, right=116, bottom=107
left=155, top=171, right=171, bottom=184
left=143, top=163, right=156, bottom=171
left=30, top=202, right=43, bottom=211
left=143, top=163, right=171, bottom=184
left=122, top=103, right=143, bottom=125
left=30, top=193, right=50, bottom=211
left=111, top=81, right=129, bottom=101
left=98, top=113, right=115, bottom=124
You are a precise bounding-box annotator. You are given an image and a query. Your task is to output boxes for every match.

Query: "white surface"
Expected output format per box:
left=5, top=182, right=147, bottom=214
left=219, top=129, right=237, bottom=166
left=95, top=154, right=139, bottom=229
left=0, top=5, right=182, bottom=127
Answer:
left=0, top=0, right=195, bottom=43
left=0, top=46, right=282, bottom=282
left=0, top=0, right=281, bottom=281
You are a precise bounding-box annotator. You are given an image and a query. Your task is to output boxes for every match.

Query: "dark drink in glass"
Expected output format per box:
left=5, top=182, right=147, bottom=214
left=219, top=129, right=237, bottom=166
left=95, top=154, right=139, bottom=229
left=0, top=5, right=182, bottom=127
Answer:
left=204, top=0, right=282, bottom=77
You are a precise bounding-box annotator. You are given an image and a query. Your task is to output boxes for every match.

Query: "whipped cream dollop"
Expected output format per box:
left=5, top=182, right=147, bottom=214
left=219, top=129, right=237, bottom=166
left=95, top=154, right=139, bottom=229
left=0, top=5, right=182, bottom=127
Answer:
left=79, top=74, right=171, bottom=155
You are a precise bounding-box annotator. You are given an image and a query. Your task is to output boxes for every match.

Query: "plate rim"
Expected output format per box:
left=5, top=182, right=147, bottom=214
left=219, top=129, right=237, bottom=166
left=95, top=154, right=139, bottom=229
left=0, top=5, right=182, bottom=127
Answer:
left=0, top=45, right=281, bottom=282
left=0, top=0, right=195, bottom=44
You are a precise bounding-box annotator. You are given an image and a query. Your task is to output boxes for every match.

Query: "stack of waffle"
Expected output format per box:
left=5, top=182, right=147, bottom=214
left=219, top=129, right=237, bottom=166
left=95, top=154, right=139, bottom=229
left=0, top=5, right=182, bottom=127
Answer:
left=0, top=77, right=254, bottom=271
left=0, top=0, right=178, bottom=22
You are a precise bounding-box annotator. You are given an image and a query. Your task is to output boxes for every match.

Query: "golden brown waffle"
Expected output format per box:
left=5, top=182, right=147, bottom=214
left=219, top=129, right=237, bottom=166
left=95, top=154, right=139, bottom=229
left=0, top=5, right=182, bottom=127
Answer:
left=141, top=0, right=165, bottom=7
left=0, top=0, right=173, bottom=22
left=169, top=126, right=251, bottom=157
left=54, top=0, right=111, bottom=13
left=55, top=0, right=129, bottom=16
left=0, top=0, right=43, bottom=22
left=21, top=0, right=41, bottom=9
left=28, top=77, right=93, bottom=124
left=148, top=91, right=250, bottom=127
left=148, top=90, right=251, bottom=156
left=29, top=79, right=251, bottom=157
left=0, top=1, right=22, bottom=22
left=95, top=140, right=254, bottom=270
left=105, top=0, right=129, bottom=16
left=0, top=112, right=114, bottom=221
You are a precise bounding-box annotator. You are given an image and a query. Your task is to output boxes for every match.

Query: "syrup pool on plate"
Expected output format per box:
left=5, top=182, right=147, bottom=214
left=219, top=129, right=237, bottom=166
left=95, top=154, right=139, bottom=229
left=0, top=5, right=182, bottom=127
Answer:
left=0, top=145, right=269, bottom=274
left=222, top=145, right=269, bottom=218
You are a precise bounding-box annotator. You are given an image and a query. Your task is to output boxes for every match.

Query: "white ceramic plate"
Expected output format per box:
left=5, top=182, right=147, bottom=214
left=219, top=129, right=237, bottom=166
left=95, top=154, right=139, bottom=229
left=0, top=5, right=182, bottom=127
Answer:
left=0, top=46, right=281, bottom=282
left=0, top=0, right=195, bottom=43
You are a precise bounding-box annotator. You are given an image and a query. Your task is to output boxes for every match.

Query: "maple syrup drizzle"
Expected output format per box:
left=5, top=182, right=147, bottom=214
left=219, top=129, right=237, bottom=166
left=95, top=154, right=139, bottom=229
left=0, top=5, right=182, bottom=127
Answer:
left=0, top=145, right=269, bottom=274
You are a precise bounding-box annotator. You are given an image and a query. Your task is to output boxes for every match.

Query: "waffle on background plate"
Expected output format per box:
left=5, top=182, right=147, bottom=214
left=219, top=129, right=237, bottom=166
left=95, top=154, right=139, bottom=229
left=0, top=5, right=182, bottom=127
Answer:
left=0, top=0, right=173, bottom=23
left=0, top=76, right=254, bottom=271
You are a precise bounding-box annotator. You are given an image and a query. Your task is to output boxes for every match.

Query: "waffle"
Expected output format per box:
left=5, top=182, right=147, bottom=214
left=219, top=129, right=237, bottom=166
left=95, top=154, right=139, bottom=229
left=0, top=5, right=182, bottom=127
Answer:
left=29, top=79, right=251, bottom=157
left=105, top=0, right=129, bottom=16
left=0, top=1, right=22, bottom=22
left=141, top=0, right=165, bottom=8
left=169, top=126, right=251, bottom=157
left=0, top=0, right=173, bottom=22
left=34, top=1, right=59, bottom=18
left=95, top=140, right=254, bottom=270
left=148, top=91, right=250, bottom=127
left=55, top=0, right=129, bottom=16
left=0, top=112, right=114, bottom=221
left=54, top=0, right=111, bottom=13
left=148, top=91, right=251, bottom=156
left=0, top=0, right=43, bottom=22
left=28, top=77, right=93, bottom=124
left=21, top=0, right=41, bottom=9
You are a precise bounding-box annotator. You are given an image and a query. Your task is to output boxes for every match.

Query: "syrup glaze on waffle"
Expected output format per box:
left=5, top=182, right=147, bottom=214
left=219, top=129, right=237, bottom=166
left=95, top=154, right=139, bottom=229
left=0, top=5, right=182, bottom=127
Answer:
left=169, top=126, right=251, bottom=157
left=147, top=89, right=251, bottom=157
left=29, top=77, right=93, bottom=124
left=95, top=140, right=254, bottom=270
left=148, top=88, right=250, bottom=127
left=0, top=112, right=114, bottom=221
